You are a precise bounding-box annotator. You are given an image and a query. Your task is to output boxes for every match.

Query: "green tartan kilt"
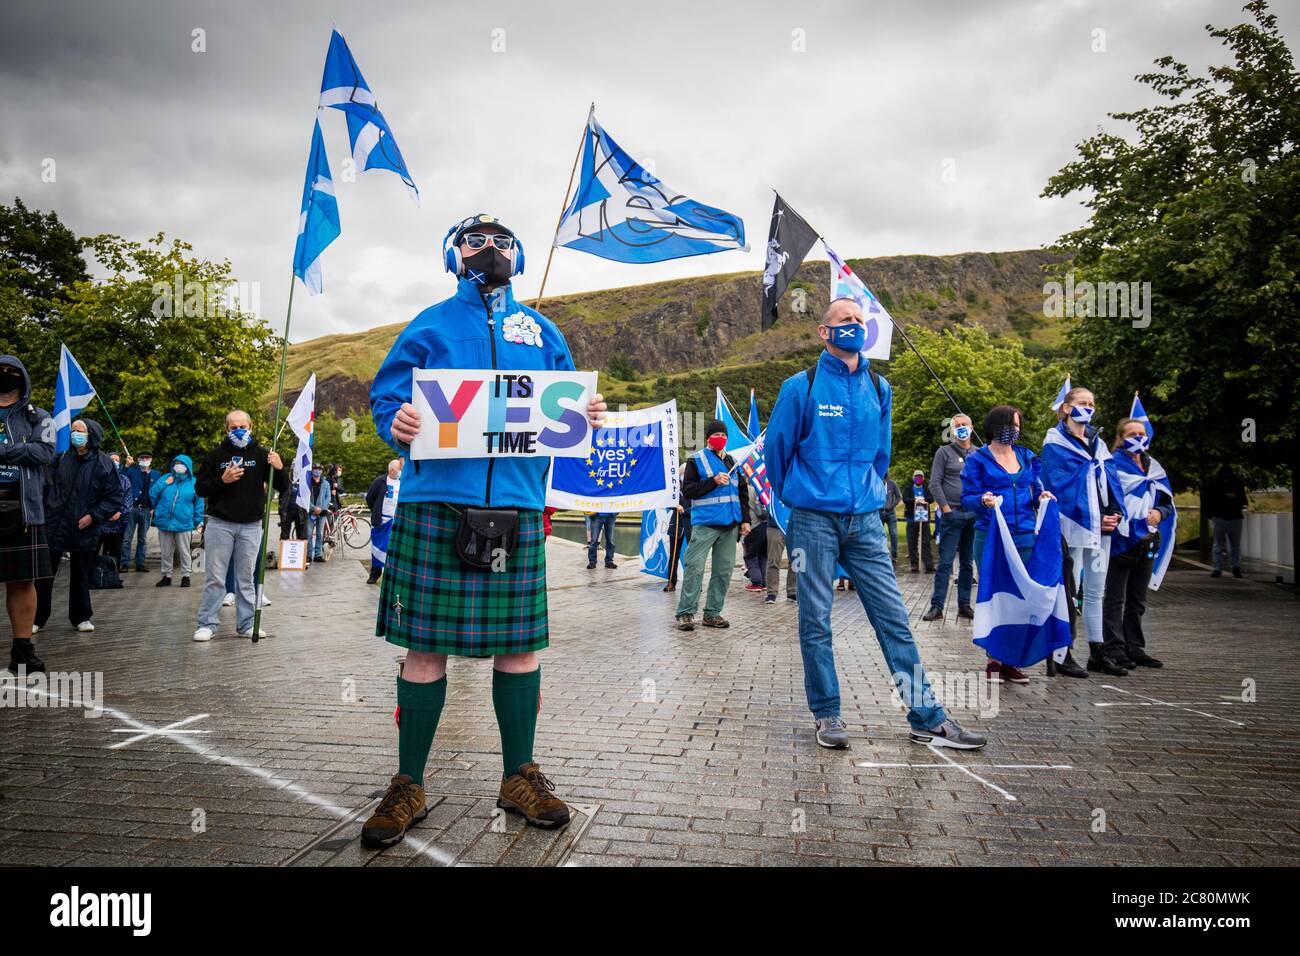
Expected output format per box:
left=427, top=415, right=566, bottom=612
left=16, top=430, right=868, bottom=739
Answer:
left=375, top=501, right=548, bottom=657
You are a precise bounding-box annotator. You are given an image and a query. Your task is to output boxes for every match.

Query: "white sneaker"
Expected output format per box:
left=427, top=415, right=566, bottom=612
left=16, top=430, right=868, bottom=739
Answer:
left=76, top=621, right=95, bottom=633
left=236, top=627, right=269, bottom=639
left=30, top=625, right=39, bottom=635
left=222, top=592, right=236, bottom=607
left=258, top=595, right=271, bottom=607
left=192, top=627, right=214, bottom=642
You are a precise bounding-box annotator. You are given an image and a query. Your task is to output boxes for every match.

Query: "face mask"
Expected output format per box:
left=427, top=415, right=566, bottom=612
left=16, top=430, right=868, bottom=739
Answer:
left=463, top=247, right=513, bottom=287
left=1123, top=435, right=1149, bottom=454
left=994, top=426, right=1020, bottom=445
left=913, top=476, right=924, bottom=486
left=228, top=427, right=251, bottom=448
left=825, top=322, right=866, bottom=353
left=954, top=425, right=972, bottom=441
left=707, top=435, right=727, bottom=452
left=1068, top=405, right=1095, bottom=424
left=0, top=374, right=22, bottom=394
left=70, top=431, right=87, bottom=448
left=111, top=459, right=120, bottom=470
left=139, top=459, right=152, bottom=470
left=173, top=463, right=187, bottom=475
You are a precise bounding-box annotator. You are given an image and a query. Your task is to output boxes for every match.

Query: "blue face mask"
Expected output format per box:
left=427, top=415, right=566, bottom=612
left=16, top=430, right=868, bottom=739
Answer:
left=228, top=427, right=251, bottom=448
left=70, top=431, right=87, bottom=448
left=1123, top=435, right=1149, bottom=454
left=826, top=322, right=866, bottom=353
left=1068, top=405, right=1095, bottom=424
left=954, top=425, right=972, bottom=441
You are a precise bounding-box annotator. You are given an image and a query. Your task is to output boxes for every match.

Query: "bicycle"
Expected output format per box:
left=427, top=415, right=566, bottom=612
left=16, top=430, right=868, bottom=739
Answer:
left=321, top=504, right=370, bottom=559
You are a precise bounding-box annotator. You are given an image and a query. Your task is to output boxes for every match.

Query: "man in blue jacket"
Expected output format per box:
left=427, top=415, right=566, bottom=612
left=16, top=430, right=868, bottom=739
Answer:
left=362, top=214, right=606, bottom=848
left=765, top=298, right=987, bottom=751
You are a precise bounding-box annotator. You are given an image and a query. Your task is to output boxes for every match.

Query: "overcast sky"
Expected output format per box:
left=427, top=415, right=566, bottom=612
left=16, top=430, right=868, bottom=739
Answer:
left=1, top=0, right=1291, bottom=342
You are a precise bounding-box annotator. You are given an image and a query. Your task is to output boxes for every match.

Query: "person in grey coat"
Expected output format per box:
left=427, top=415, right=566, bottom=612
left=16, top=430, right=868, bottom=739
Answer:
left=923, top=413, right=978, bottom=621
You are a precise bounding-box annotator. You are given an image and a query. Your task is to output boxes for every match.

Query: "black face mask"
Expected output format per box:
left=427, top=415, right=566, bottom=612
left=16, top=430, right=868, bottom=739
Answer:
left=463, top=247, right=512, bottom=287
left=0, top=373, right=23, bottom=395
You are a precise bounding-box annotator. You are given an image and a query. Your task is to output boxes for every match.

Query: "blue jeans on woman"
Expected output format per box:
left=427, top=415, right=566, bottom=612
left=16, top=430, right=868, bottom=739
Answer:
left=788, top=507, right=946, bottom=732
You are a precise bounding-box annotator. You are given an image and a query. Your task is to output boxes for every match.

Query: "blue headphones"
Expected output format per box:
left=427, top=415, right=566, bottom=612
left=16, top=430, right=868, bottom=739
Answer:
left=441, top=214, right=525, bottom=278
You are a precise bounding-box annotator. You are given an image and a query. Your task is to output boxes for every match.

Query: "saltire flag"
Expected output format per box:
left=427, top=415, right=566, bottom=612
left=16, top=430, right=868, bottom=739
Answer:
left=1051, top=374, right=1072, bottom=412
left=1130, top=391, right=1155, bottom=445
left=52, top=344, right=96, bottom=453
left=292, top=120, right=341, bottom=295
left=1040, top=423, right=1127, bottom=552
left=554, top=106, right=746, bottom=264
left=1114, top=452, right=1177, bottom=590
left=548, top=400, right=680, bottom=512
left=761, top=193, right=819, bottom=330
left=371, top=519, right=392, bottom=568
left=285, top=374, right=317, bottom=511
left=972, top=497, right=1073, bottom=668
left=318, top=29, right=419, bottom=203
left=822, top=240, right=894, bottom=360
left=639, top=508, right=687, bottom=579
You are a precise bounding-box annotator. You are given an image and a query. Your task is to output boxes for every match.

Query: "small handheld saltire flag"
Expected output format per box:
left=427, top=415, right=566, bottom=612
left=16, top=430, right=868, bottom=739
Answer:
left=822, top=240, right=894, bottom=360
left=1114, top=452, right=1177, bottom=590
left=1130, top=391, right=1155, bottom=445
left=548, top=400, right=680, bottom=512
left=554, top=106, right=746, bottom=264
left=285, top=374, right=317, bottom=510
left=318, top=29, right=419, bottom=203
left=639, top=508, right=687, bottom=579
left=972, top=497, right=1072, bottom=668
left=761, top=193, right=819, bottom=330
left=292, top=120, right=341, bottom=295
left=713, top=388, right=754, bottom=465
left=52, top=344, right=96, bottom=453
left=1051, top=374, right=1072, bottom=412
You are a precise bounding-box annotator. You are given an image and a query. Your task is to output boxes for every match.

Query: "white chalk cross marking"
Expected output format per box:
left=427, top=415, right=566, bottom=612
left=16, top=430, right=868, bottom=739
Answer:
left=857, top=745, right=1075, bottom=802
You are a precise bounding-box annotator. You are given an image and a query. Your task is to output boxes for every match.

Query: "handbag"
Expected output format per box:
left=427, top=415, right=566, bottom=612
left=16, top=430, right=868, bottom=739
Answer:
left=453, top=507, right=519, bottom=570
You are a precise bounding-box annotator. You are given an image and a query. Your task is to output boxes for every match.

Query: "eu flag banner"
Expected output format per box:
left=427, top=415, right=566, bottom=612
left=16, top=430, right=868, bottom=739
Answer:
left=547, top=400, right=679, bottom=512
left=972, top=497, right=1072, bottom=668
left=639, top=508, right=685, bottom=579
left=554, top=106, right=746, bottom=264
left=53, top=344, right=96, bottom=453
left=318, top=29, right=419, bottom=203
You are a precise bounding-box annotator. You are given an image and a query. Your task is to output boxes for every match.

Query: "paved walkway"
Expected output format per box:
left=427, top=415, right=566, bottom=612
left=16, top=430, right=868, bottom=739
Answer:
left=1, top=534, right=1297, bottom=867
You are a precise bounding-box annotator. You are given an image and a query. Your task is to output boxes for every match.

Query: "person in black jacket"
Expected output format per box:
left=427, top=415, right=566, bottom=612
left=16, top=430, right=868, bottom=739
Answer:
left=364, top=458, right=402, bottom=585
left=34, top=419, right=124, bottom=633
left=191, top=410, right=285, bottom=642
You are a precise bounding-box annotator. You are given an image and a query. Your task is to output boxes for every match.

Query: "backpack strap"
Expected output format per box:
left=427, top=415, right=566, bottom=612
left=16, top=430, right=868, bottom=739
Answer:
left=805, top=360, right=882, bottom=403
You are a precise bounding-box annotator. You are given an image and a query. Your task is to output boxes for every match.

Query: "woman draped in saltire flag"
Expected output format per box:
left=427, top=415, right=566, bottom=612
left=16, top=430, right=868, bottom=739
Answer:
left=1102, top=417, right=1176, bottom=670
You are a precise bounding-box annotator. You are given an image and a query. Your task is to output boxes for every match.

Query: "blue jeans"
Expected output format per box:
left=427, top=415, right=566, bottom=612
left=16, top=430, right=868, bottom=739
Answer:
left=308, top=512, right=327, bottom=559
left=199, top=517, right=261, bottom=632
left=587, top=513, right=616, bottom=565
left=120, top=506, right=151, bottom=568
left=789, top=507, right=946, bottom=731
left=930, top=508, right=976, bottom=609
left=1212, top=517, right=1242, bottom=571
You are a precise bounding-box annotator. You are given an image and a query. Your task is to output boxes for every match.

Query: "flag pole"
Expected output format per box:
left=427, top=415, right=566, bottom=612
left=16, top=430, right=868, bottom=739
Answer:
left=93, top=394, right=131, bottom=459
left=251, top=271, right=297, bottom=644
left=533, top=103, right=592, bottom=311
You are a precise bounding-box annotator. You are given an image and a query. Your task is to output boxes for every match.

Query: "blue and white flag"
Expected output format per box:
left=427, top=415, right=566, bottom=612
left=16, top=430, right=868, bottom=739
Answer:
left=1051, top=374, right=1072, bottom=412
left=548, top=400, right=680, bottom=512
left=318, top=29, right=419, bottom=204
left=639, top=507, right=686, bottom=579
left=1114, top=452, right=1177, bottom=590
left=286, top=374, right=317, bottom=510
left=1040, top=422, right=1126, bottom=552
left=823, top=239, right=894, bottom=360
left=52, top=344, right=96, bottom=453
left=1130, top=392, right=1155, bottom=445
left=554, top=107, right=746, bottom=264
left=973, top=497, right=1072, bottom=668
left=747, top=389, right=760, bottom=444
left=713, top=388, right=755, bottom=465
left=292, top=120, right=341, bottom=295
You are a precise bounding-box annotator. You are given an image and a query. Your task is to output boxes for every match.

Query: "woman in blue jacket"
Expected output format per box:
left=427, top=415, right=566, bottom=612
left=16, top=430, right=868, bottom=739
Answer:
left=960, top=404, right=1059, bottom=682
left=150, top=453, right=204, bottom=587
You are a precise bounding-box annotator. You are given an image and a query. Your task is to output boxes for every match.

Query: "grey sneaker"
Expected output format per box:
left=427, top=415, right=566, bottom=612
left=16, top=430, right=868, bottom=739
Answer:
left=910, top=717, right=987, bottom=750
left=814, top=715, right=850, bottom=749
left=676, top=613, right=695, bottom=631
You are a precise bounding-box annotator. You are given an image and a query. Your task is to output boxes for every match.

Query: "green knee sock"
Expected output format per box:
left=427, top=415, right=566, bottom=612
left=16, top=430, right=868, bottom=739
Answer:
left=397, top=675, right=446, bottom=788
left=492, top=667, right=541, bottom=778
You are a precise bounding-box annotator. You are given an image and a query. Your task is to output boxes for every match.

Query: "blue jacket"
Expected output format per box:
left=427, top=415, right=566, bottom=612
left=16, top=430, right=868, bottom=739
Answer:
left=122, top=463, right=156, bottom=510
left=765, top=349, right=892, bottom=516
left=149, top=455, right=204, bottom=532
left=960, top=444, right=1044, bottom=547
left=370, top=277, right=577, bottom=511
left=688, top=449, right=743, bottom=527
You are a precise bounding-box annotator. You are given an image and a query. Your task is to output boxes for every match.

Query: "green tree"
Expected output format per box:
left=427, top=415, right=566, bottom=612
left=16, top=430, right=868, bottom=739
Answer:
left=888, top=325, right=1063, bottom=483
left=0, top=197, right=88, bottom=315
left=307, top=410, right=398, bottom=492
left=1041, top=1, right=1299, bottom=560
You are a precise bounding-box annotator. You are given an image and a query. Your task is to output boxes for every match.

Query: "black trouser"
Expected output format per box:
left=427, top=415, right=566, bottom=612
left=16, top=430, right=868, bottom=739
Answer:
left=1103, top=547, right=1153, bottom=659
left=906, top=519, right=933, bottom=570
left=35, top=547, right=95, bottom=628
left=99, top=532, right=123, bottom=561
left=280, top=506, right=307, bottom=540
left=1062, top=545, right=1078, bottom=649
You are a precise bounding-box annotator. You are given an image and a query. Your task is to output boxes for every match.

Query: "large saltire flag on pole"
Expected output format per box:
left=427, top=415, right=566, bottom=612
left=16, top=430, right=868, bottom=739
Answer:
left=823, top=239, right=894, bottom=361
left=292, top=120, right=341, bottom=295
left=318, top=29, right=419, bottom=204
left=972, top=497, right=1073, bottom=668
left=554, top=106, right=746, bottom=264
left=285, top=373, right=317, bottom=511
left=52, top=344, right=96, bottom=453
left=548, top=400, right=680, bottom=512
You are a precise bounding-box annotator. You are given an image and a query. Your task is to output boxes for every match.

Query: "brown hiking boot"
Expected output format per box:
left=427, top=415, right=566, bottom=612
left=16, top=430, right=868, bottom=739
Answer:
left=498, top=762, right=571, bottom=829
left=360, top=773, right=428, bottom=847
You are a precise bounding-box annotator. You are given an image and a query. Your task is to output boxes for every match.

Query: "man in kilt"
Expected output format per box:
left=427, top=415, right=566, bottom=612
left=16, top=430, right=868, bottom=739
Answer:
left=362, top=214, right=605, bottom=847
